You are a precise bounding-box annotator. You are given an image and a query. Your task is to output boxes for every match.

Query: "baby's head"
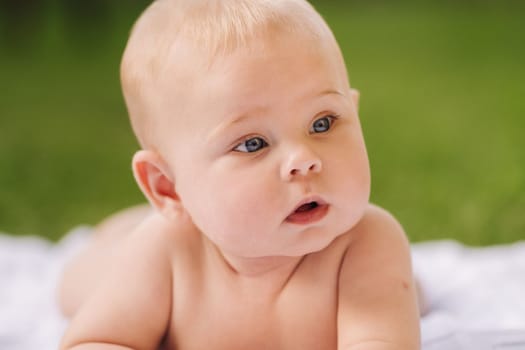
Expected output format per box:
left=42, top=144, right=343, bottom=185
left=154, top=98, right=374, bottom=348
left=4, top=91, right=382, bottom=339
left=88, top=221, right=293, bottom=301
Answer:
left=121, top=0, right=371, bottom=259
left=121, top=0, right=343, bottom=149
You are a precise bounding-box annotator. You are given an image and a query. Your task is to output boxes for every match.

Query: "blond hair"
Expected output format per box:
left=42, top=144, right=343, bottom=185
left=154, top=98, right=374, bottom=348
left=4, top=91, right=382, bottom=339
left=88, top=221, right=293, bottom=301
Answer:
left=121, top=0, right=338, bottom=148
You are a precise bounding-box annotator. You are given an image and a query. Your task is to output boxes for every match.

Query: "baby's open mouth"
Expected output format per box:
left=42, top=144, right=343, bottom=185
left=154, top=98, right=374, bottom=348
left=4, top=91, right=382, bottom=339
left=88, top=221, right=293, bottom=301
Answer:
left=286, top=199, right=329, bottom=225
left=295, top=201, right=319, bottom=213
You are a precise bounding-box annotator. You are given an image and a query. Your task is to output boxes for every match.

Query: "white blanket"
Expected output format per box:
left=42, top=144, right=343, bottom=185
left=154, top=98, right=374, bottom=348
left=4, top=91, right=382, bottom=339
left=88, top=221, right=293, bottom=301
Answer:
left=413, top=240, right=525, bottom=349
left=0, top=227, right=89, bottom=349
left=1, top=228, right=524, bottom=349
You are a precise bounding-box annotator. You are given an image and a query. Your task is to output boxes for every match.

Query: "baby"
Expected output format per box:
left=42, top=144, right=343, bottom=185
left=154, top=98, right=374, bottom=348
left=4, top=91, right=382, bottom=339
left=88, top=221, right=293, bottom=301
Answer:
left=59, top=0, right=421, bottom=349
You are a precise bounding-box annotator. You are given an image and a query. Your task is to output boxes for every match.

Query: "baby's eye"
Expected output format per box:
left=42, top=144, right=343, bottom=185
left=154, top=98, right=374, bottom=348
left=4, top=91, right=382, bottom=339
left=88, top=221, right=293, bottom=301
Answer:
left=233, top=136, right=268, bottom=153
left=310, top=115, right=336, bottom=133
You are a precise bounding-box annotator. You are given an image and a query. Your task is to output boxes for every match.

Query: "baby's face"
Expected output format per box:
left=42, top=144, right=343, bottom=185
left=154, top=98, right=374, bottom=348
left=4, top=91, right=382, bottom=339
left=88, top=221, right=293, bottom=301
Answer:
left=155, top=34, right=370, bottom=259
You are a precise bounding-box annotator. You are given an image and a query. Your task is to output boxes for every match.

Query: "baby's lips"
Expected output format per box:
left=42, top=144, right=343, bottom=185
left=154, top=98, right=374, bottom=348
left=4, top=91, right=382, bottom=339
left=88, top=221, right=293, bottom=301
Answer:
left=289, top=195, right=327, bottom=214
left=285, top=196, right=329, bottom=224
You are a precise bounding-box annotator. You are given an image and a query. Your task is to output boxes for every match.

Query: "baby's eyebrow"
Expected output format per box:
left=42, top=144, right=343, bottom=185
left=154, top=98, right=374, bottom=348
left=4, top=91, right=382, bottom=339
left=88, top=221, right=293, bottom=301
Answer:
left=319, top=88, right=345, bottom=97
left=207, top=88, right=345, bottom=141
left=225, top=107, right=266, bottom=127
left=207, top=106, right=267, bottom=142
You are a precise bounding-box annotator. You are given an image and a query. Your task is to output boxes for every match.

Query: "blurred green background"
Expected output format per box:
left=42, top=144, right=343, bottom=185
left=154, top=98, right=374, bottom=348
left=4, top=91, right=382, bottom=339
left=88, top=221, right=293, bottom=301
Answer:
left=0, top=0, right=524, bottom=244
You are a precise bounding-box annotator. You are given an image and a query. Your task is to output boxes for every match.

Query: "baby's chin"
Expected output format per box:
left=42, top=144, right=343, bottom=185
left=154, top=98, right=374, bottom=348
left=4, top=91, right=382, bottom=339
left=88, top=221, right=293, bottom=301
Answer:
left=210, top=218, right=357, bottom=259
left=280, top=229, right=351, bottom=257
left=219, top=241, right=327, bottom=260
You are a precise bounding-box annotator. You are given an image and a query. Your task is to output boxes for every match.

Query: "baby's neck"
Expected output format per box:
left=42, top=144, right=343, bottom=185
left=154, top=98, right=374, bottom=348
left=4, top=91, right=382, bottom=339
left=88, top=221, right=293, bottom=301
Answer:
left=206, top=241, right=305, bottom=295
left=224, top=253, right=304, bottom=277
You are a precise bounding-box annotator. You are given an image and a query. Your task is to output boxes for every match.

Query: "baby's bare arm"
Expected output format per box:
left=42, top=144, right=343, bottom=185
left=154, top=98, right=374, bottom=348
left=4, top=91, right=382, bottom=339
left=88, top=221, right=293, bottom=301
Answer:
left=59, top=204, right=152, bottom=318
left=337, top=205, right=420, bottom=350
left=60, top=214, right=174, bottom=350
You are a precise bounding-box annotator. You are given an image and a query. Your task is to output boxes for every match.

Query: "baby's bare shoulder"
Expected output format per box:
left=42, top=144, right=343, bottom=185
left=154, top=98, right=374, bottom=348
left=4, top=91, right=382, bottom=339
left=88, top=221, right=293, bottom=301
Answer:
left=334, top=205, right=420, bottom=349
left=315, top=204, right=406, bottom=259
left=331, top=203, right=414, bottom=293
left=127, top=212, right=200, bottom=255
left=302, top=204, right=411, bottom=285
left=335, top=204, right=408, bottom=251
left=126, top=212, right=207, bottom=290
left=60, top=213, right=185, bottom=349
left=358, top=203, right=405, bottom=234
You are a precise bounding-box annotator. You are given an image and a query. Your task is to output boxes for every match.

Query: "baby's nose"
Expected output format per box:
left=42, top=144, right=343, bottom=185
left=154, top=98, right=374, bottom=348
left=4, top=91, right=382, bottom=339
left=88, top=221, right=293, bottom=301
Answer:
left=281, top=147, right=322, bottom=181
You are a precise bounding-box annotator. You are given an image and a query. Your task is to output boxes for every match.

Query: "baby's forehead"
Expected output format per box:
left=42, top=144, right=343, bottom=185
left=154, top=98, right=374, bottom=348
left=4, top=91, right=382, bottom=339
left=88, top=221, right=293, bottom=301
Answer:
left=155, top=33, right=345, bottom=112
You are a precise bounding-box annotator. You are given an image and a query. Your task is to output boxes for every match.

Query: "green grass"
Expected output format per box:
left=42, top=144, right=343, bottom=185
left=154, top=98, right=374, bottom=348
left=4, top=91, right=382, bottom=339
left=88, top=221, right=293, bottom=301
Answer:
left=1, top=2, right=524, bottom=244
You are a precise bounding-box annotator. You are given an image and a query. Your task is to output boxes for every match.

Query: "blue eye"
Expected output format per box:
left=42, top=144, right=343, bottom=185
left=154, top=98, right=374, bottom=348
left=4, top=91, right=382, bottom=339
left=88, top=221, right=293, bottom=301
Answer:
left=310, top=116, right=335, bottom=133
left=234, top=137, right=268, bottom=153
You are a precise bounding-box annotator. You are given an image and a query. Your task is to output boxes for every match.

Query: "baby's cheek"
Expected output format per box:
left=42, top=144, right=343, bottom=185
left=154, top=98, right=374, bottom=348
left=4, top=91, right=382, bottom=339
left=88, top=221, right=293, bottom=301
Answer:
left=220, top=185, right=279, bottom=237
left=222, top=190, right=268, bottom=226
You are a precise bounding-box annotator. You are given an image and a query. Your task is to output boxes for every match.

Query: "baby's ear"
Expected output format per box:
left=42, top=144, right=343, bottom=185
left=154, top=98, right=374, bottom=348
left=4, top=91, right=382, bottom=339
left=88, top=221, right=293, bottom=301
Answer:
left=132, top=150, right=183, bottom=220
left=350, top=88, right=360, bottom=112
